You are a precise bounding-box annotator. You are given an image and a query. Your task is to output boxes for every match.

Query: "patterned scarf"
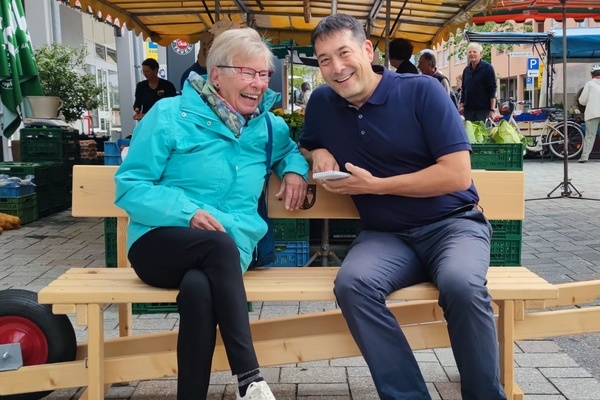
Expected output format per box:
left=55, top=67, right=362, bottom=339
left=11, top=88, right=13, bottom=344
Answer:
left=188, top=71, right=259, bottom=138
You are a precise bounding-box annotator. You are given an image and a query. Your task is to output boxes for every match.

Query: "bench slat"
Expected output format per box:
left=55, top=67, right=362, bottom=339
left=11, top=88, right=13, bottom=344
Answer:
left=72, top=166, right=524, bottom=221
left=38, top=267, right=557, bottom=305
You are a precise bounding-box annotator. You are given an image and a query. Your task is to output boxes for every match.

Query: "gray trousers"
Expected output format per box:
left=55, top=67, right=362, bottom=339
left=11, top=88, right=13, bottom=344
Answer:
left=580, top=117, right=599, bottom=161
left=334, top=209, right=507, bottom=400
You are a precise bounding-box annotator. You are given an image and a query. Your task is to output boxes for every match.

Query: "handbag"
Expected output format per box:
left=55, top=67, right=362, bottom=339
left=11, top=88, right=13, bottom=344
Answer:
left=249, top=114, right=276, bottom=268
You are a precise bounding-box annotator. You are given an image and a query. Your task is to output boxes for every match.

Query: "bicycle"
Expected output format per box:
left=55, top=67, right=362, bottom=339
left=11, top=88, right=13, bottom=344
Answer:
left=498, top=99, right=585, bottom=159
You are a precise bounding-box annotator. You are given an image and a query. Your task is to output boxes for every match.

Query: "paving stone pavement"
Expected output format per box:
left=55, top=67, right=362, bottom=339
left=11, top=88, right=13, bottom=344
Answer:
left=1, top=158, right=600, bottom=399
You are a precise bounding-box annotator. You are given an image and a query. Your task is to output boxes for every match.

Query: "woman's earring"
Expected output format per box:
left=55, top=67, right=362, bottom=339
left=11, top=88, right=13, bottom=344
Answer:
left=215, top=84, right=220, bottom=92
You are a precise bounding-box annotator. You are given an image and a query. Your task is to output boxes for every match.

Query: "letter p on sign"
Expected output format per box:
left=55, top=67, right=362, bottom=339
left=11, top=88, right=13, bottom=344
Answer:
left=528, top=58, right=540, bottom=70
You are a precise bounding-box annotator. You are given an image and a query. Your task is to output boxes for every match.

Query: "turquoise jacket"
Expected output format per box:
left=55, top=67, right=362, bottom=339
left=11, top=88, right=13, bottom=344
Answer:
left=114, top=84, right=309, bottom=272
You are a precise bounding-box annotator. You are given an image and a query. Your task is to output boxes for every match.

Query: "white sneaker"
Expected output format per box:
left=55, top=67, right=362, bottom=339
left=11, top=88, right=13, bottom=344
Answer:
left=236, top=381, right=276, bottom=400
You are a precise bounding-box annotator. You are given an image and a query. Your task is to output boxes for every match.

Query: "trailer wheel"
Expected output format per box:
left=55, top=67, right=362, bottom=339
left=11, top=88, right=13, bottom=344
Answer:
left=0, top=289, right=77, bottom=400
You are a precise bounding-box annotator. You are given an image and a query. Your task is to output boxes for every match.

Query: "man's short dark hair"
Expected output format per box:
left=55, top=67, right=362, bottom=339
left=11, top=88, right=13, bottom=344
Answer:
left=389, top=38, right=414, bottom=61
left=142, top=58, right=159, bottom=71
left=419, top=52, right=437, bottom=69
left=311, top=14, right=366, bottom=47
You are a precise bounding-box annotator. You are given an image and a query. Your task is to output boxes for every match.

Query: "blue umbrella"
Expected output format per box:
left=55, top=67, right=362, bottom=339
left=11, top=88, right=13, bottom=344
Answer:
left=0, top=0, right=43, bottom=138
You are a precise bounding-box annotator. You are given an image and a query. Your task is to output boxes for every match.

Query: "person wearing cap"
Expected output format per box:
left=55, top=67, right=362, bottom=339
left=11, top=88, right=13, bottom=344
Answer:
left=577, top=65, right=600, bottom=163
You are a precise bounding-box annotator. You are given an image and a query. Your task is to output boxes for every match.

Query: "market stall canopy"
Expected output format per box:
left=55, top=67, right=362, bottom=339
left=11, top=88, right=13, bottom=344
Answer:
left=472, top=0, right=600, bottom=24
left=60, top=0, right=496, bottom=52
left=549, top=27, right=600, bottom=62
left=464, top=30, right=554, bottom=45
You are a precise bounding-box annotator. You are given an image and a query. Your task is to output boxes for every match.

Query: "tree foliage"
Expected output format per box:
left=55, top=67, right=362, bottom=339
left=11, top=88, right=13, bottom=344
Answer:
left=34, top=43, right=102, bottom=122
left=443, top=21, right=531, bottom=63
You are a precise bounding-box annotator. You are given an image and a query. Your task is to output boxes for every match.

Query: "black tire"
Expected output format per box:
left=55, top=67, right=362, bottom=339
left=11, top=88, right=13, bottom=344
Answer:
left=0, top=289, right=77, bottom=400
left=547, top=121, right=584, bottom=159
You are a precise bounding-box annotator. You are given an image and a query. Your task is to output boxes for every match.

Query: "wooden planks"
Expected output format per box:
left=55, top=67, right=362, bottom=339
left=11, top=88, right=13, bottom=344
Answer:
left=39, top=266, right=557, bottom=304
left=71, top=166, right=525, bottom=221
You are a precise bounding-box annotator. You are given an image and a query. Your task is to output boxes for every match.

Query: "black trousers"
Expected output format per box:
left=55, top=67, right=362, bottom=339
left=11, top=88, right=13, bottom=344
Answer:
left=128, top=227, right=258, bottom=400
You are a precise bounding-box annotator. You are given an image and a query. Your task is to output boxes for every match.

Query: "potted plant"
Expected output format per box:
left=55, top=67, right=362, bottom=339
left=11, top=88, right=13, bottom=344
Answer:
left=31, top=43, right=102, bottom=122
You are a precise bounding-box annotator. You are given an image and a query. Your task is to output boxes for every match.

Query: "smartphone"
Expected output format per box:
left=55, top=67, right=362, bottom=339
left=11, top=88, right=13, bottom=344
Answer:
left=312, top=171, right=351, bottom=180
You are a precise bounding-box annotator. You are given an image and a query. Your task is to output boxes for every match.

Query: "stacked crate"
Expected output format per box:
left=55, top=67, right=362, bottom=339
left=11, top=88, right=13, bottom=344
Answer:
left=0, top=176, right=37, bottom=225
left=79, top=140, right=102, bottom=164
left=20, top=127, right=80, bottom=165
left=0, top=162, right=69, bottom=219
left=19, top=127, right=79, bottom=216
left=471, top=145, right=523, bottom=266
left=268, top=219, right=311, bottom=267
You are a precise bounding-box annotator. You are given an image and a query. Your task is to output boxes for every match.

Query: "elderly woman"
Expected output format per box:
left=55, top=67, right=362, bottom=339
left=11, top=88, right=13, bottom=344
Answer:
left=115, top=28, right=309, bottom=400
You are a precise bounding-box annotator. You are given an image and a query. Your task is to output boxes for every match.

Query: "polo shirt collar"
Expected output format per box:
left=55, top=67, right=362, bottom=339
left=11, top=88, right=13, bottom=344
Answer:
left=351, top=65, right=393, bottom=107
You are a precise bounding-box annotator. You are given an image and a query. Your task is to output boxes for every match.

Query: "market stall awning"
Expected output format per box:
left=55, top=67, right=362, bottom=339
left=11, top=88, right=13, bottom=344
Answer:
left=472, top=0, right=600, bottom=24
left=60, top=0, right=496, bottom=52
left=549, top=27, right=600, bottom=61
left=464, top=30, right=554, bottom=45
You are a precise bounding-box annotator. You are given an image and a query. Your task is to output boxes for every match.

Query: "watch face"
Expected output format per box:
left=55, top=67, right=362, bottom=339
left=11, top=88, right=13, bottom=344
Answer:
left=172, top=39, right=193, bottom=56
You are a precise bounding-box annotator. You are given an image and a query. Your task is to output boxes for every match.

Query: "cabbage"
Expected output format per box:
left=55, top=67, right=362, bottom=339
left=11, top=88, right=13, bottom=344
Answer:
left=464, top=121, right=477, bottom=143
left=491, top=120, right=524, bottom=144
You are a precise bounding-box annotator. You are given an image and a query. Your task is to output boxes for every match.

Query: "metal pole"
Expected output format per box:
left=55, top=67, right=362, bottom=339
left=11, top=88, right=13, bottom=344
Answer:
left=507, top=55, right=510, bottom=100
left=561, top=0, right=569, bottom=195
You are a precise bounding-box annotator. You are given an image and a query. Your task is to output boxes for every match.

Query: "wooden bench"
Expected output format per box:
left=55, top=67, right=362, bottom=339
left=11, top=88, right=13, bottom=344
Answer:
left=6, top=165, right=600, bottom=400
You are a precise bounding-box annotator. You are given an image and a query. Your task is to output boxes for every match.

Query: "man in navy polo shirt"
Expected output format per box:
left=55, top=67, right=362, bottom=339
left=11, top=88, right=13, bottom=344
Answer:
left=300, top=14, right=506, bottom=400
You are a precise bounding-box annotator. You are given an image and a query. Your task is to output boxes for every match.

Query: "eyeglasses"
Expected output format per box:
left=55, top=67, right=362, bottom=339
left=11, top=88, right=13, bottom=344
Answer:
left=217, top=66, right=273, bottom=82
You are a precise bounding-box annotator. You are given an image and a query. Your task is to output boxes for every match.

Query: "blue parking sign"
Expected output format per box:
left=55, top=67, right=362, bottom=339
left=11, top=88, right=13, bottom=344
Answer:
left=528, top=58, right=539, bottom=70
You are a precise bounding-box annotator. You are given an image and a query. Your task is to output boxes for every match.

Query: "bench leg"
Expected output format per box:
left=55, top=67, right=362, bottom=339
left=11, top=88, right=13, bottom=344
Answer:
left=86, top=303, right=105, bottom=400
left=497, top=300, right=515, bottom=399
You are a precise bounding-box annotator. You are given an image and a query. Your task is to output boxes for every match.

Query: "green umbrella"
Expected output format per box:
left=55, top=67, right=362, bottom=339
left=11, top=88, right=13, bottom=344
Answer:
left=0, top=0, right=43, bottom=138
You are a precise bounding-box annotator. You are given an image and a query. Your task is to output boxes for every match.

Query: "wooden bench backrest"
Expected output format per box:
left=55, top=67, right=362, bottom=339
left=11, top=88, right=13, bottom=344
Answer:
left=72, top=165, right=524, bottom=221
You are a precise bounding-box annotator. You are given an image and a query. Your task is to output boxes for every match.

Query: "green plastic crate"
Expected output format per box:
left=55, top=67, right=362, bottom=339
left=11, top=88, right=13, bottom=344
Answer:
left=0, top=161, right=65, bottom=186
left=132, top=302, right=178, bottom=314
left=20, top=128, right=80, bottom=163
left=490, top=220, right=522, bottom=239
left=273, top=218, right=310, bottom=241
left=471, top=144, right=523, bottom=171
left=132, top=301, right=254, bottom=315
left=0, top=194, right=38, bottom=224
left=310, top=219, right=361, bottom=241
left=490, top=237, right=521, bottom=266
left=104, top=217, right=117, bottom=267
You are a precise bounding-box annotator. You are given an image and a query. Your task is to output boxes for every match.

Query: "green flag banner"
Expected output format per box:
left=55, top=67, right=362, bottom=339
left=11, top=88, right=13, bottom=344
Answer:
left=0, top=0, right=43, bottom=138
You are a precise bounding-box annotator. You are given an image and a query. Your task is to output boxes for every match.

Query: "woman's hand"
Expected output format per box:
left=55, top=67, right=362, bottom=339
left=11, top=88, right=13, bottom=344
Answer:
left=190, top=210, right=225, bottom=231
left=276, top=173, right=308, bottom=211
left=133, top=108, right=144, bottom=120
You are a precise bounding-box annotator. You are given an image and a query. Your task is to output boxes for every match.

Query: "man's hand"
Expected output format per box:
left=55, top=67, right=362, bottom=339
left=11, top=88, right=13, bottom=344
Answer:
left=276, top=173, right=308, bottom=211
left=190, top=210, right=225, bottom=231
left=311, top=149, right=339, bottom=172
left=319, top=163, right=377, bottom=195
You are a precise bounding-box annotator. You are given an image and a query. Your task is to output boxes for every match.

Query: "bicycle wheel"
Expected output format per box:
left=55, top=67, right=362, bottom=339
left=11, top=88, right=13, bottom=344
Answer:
left=546, top=121, right=584, bottom=159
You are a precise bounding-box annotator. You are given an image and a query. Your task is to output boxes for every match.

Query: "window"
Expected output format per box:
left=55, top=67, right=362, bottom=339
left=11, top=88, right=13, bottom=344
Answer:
left=107, top=48, right=117, bottom=63
left=95, top=44, right=106, bottom=60
left=108, top=71, right=119, bottom=109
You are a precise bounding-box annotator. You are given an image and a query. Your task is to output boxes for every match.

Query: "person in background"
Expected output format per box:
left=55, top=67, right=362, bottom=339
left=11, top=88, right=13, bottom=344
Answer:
left=180, top=51, right=208, bottom=89
left=133, top=58, right=177, bottom=120
left=577, top=64, right=600, bottom=163
left=301, top=13, right=506, bottom=400
left=455, top=74, right=463, bottom=105
left=295, top=81, right=312, bottom=109
left=115, top=27, right=309, bottom=400
left=418, top=52, right=450, bottom=91
left=388, top=38, right=419, bottom=74
left=460, top=43, right=497, bottom=122
left=180, top=31, right=214, bottom=89
left=417, top=52, right=458, bottom=106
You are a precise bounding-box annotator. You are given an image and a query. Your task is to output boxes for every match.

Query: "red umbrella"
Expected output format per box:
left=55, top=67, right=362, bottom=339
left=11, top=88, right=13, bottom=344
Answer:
left=472, top=0, right=600, bottom=23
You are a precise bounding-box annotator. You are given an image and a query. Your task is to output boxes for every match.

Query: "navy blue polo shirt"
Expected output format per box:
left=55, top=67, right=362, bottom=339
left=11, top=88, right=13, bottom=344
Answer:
left=300, top=67, right=479, bottom=232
